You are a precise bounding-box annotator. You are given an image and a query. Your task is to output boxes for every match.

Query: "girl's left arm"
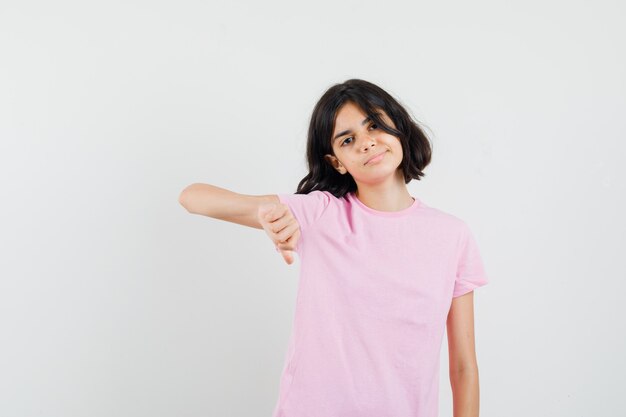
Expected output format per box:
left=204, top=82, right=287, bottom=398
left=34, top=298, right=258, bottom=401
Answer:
left=446, top=290, right=481, bottom=417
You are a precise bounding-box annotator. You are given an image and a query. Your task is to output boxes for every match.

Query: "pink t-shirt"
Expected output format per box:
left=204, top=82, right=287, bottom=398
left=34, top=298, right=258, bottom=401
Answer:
left=272, top=190, right=489, bottom=417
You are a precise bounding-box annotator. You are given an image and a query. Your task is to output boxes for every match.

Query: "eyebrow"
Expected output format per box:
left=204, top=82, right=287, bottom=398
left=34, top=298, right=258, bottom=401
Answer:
left=332, top=116, right=373, bottom=143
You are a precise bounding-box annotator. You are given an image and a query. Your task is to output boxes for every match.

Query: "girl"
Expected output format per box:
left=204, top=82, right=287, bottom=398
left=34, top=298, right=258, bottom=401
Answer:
left=179, top=79, right=489, bottom=417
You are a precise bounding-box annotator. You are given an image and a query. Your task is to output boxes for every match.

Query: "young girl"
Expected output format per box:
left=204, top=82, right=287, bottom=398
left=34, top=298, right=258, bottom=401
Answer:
left=179, top=79, right=489, bottom=417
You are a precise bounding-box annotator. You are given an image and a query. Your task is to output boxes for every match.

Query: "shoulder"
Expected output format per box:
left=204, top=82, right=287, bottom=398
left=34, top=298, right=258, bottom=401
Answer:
left=277, top=189, right=337, bottom=207
left=276, top=190, right=340, bottom=231
left=418, top=202, right=468, bottom=230
left=414, top=203, right=476, bottom=250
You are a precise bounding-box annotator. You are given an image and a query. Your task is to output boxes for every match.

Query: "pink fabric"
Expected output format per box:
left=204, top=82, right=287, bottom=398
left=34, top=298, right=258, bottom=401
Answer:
left=272, top=190, right=489, bottom=417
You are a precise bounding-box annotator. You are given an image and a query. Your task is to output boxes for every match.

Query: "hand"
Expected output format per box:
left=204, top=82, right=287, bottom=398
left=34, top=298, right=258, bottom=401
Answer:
left=257, top=202, right=301, bottom=265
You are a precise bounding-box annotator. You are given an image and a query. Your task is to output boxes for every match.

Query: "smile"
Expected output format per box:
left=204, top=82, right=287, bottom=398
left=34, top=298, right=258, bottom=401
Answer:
left=365, top=151, right=387, bottom=165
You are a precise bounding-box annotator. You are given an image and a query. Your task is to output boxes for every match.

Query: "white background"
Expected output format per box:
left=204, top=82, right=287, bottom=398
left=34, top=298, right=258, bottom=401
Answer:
left=1, top=0, right=625, bottom=416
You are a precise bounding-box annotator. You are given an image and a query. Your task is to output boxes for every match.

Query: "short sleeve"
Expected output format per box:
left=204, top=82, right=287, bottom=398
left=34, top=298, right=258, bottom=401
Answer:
left=276, top=190, right=331, bottom=253
left=453, top=223, right=489, bottom=298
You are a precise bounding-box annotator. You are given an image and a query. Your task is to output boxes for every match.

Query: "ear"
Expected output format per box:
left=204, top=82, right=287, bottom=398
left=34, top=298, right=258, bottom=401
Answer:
left=324, top=154, right=347, bottom=174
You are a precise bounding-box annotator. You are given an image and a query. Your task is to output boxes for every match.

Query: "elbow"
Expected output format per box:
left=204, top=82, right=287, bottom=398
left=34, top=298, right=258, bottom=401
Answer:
left=178, top=184, right=196, bottom=212
left=178, top=191, right=188, bottom=211
left=449, top=362, right=479, bottom=377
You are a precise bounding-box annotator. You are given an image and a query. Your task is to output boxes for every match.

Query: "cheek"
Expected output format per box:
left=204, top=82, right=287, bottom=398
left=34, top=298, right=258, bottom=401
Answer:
left=391, top=141, right=404, bottom=160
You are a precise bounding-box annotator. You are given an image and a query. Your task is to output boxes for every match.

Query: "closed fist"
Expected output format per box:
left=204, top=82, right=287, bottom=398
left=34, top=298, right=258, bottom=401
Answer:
left=257, top=203, right=301, bottom=265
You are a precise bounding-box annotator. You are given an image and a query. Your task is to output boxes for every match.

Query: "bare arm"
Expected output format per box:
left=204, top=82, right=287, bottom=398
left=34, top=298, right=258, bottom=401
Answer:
left=178, top=183, right=280, bottom=230
left=447, top=291, right=481, bottom=417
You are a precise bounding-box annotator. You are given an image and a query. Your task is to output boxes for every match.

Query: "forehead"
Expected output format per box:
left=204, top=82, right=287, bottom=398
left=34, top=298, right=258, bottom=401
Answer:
left=333, top=102, right=392, bottom=133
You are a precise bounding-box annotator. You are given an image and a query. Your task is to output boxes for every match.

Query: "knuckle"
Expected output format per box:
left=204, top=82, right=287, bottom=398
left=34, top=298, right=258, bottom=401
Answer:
left=276, top=232, right=291, bottom=245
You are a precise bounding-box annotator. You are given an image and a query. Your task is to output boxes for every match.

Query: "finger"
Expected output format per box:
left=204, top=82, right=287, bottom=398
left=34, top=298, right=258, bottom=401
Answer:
left=275, top=221, right=298, bottom=244
left=276, top=239, right=295, bottom=251
left=269, top=217, right=290, bottom=237
left=275, top=224, right=300, bottom=251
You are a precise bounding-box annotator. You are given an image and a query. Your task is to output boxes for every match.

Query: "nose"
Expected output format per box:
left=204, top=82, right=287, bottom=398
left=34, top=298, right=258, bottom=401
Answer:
left=361, top=134, right=376, bottom=151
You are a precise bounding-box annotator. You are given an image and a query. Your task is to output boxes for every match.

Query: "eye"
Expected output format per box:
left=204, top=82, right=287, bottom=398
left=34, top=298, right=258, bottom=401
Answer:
left=340, top=123, right=378, bottom=147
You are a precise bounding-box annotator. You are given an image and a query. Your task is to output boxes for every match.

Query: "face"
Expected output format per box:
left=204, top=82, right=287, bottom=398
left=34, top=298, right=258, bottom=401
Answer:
left=325, top=101, right=404, bottom=185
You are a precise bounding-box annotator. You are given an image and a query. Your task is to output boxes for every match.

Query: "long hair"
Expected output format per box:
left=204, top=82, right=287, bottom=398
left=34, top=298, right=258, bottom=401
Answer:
left=294, top=79, right=433, bottom=197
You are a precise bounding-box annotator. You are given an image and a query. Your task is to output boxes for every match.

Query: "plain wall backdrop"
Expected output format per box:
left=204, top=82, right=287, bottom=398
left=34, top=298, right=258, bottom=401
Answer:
left=1, top=0, right=625, bottom=415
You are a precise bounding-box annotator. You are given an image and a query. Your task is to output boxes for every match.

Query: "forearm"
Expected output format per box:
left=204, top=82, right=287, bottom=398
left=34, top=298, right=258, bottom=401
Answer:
left=179, top=183, right=233, bottom=216
left=449, top=367, right=480, bottom=417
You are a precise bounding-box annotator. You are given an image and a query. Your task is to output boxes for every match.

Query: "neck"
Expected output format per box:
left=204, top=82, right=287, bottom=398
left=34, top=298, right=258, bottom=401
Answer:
left=354, top=169, right=414, bottom=212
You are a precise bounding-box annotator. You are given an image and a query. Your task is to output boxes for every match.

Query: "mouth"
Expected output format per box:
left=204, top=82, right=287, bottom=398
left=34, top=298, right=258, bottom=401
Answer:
left=364, top=150, right=387, bottom=165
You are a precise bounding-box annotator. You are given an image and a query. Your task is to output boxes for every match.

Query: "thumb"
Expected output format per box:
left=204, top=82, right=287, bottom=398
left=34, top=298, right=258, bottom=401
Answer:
left=281, top=249, right=294, bottom=265
left=276, top=245, right=294, bottom=265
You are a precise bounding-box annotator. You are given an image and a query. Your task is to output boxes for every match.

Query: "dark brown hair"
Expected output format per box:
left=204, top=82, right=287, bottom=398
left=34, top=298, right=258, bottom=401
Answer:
left=294, top=79, right=433, bottom=197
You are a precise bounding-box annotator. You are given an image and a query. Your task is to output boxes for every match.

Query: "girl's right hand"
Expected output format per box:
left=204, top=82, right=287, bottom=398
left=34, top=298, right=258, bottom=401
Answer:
left=257, top=203, right=301, bottom=265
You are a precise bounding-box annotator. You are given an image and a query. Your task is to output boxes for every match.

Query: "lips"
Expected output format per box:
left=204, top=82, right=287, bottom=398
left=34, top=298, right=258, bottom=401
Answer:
left=365, top=150, right=387, bottom=165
